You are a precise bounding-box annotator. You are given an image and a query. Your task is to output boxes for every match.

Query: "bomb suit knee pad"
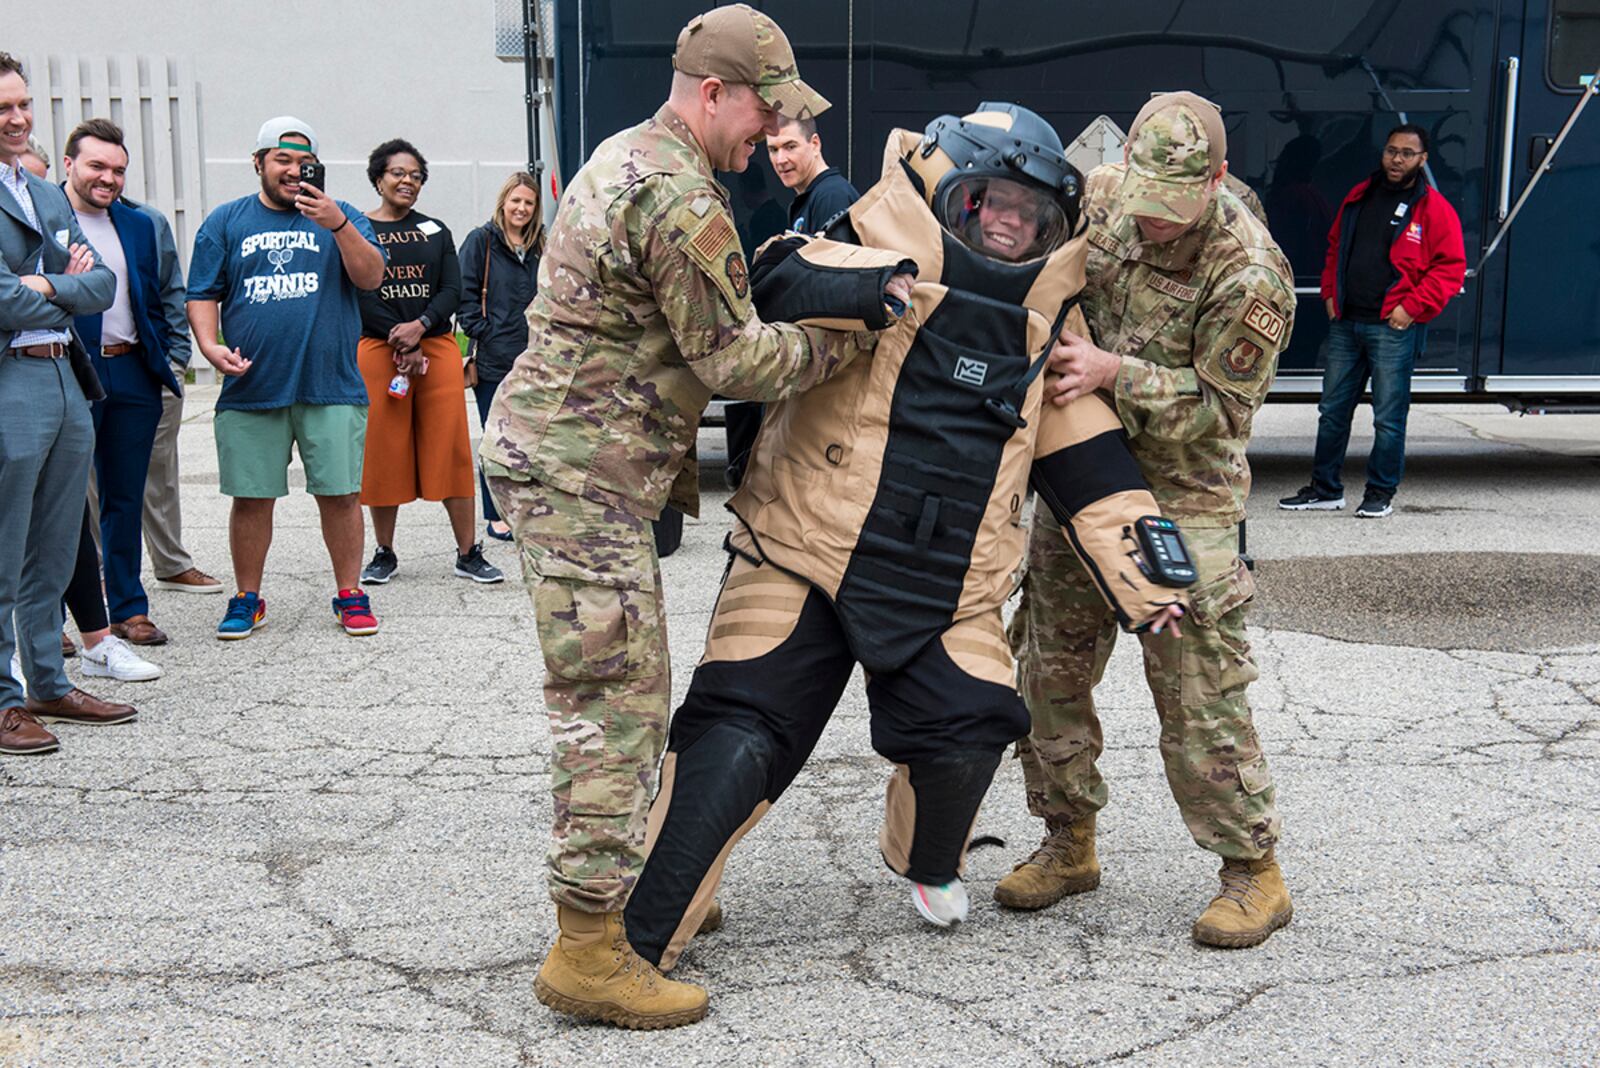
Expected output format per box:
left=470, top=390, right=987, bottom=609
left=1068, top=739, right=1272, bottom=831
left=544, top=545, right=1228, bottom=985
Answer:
left=626, top=721, right=777, bottom=969
left=880, top=749, right=1004, bottom=886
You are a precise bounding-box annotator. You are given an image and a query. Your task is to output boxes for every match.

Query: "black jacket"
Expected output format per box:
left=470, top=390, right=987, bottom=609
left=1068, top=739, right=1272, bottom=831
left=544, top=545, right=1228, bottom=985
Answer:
left=457, top=221, right=540, bottom=381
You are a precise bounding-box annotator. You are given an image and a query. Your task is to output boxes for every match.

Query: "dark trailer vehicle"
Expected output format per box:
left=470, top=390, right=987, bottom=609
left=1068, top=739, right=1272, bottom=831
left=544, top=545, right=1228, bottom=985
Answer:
left=515, top=0, right=1600, bottom=409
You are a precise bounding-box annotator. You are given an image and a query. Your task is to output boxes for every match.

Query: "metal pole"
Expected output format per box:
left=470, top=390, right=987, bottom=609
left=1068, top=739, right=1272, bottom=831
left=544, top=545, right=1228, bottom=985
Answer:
left=523, top=0, right=541, bottom=179
left=1474, top=66, right=1599, bottom=276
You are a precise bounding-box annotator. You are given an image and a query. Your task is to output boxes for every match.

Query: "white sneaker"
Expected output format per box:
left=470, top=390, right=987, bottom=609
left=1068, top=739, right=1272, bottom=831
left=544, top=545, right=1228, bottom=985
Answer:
left=81, top=635, right=163, bottom=682
left=911, top=879, right=970, bottom=928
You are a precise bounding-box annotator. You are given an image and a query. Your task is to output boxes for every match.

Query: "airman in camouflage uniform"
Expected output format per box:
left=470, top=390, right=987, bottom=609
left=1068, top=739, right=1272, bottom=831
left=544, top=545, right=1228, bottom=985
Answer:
left=479, top=4, right=896, bottom=1028
left=997, top=92, right=1298, bottom=948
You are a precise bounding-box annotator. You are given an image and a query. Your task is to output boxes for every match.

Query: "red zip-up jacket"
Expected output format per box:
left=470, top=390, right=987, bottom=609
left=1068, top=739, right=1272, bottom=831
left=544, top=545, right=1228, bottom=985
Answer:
left=1320, top=174, right=1466, bottom=323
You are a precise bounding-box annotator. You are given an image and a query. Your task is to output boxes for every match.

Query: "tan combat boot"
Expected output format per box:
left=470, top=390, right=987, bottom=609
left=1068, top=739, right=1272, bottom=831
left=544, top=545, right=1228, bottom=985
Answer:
left=993, top=814, right=1100, bottom=910
left=1192, top=851, right=1293, bottom=948
left=534, top=906, right=709, bottom=1029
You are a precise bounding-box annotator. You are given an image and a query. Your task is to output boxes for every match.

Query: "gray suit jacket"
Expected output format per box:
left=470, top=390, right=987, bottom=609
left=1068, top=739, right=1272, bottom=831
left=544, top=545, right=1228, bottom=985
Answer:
left=0, top=167, right=115, bottom=400
left=127, top=196, right=192, bottom=370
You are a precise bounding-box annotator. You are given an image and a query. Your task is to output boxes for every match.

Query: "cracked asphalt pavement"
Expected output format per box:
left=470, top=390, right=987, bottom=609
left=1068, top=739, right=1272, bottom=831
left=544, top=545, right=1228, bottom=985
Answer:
left=2, top=393, right=1597, bottom=1066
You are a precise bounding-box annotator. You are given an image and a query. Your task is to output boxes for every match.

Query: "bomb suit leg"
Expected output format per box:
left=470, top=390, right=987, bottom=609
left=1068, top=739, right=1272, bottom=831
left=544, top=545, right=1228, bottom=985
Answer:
left=871, top=612, right=1031, bottom=887
left=625, top=555, right=856, bottom=969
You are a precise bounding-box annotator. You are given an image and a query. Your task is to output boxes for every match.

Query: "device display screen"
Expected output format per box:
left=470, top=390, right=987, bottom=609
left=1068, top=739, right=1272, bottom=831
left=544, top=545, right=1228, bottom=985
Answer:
left=1156, top=530, right=1188, bottom=564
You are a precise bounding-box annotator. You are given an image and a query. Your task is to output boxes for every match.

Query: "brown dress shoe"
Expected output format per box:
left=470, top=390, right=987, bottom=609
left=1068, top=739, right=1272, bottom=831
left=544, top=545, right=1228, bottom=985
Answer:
left=61, top=631, right=78, bottom=658
left=111, top=615, right=168, bottom=646
left=155, top=567, right=224, bottom=594
left=1, top=707, right=60, bottom=754
left=25, top=688, right=138, bottom=726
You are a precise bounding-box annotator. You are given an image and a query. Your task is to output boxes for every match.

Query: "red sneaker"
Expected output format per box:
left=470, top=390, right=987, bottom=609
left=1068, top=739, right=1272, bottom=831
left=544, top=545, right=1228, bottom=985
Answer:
left=332, top=588, right=379, bottom=636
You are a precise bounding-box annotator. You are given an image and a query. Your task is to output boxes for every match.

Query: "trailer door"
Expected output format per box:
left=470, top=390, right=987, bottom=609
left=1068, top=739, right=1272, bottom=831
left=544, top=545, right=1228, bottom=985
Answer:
left=1493, top=0, right=1600, bottom=391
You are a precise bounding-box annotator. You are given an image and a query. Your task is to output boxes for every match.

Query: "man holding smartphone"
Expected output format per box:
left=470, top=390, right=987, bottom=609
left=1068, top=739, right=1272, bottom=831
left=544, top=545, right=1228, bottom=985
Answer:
left=186, top=117, right=386, bottom=641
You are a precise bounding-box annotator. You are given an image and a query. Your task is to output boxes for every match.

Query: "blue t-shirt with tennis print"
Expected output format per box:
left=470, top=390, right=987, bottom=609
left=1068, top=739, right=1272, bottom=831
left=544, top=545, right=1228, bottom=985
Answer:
left=187, top=194, right=383, bottom=411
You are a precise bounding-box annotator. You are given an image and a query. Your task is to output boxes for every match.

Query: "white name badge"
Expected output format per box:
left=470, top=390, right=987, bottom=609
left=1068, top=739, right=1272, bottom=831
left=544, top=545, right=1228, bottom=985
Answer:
left=54, top=228, right=71, bottom=246
left=416, top=220, right=441, bottom=236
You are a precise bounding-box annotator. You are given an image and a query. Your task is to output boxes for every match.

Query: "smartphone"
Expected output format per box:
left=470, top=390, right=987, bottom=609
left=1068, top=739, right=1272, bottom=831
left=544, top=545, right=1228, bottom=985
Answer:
left=298, top=162, right=325, bottom=192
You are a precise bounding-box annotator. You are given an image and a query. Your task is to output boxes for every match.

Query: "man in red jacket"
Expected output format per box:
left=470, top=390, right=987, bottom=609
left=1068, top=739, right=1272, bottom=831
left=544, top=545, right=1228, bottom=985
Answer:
left=1280, top=124, right=1465, bottom=518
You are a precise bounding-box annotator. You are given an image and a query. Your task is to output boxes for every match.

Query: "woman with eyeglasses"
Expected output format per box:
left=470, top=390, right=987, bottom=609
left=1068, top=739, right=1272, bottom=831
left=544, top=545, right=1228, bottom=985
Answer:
left=457, top=172, right=543, bottom=542
left=355, top=138, right=502, bottom=587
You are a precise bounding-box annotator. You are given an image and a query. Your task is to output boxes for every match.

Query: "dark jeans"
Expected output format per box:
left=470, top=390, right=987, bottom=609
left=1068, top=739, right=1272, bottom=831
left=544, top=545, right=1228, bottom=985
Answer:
left=91, top=351, right=164, bottom=623
left=471, top=375, right=504, bottom=522
left=1310, top=319, right=1422, bottom=500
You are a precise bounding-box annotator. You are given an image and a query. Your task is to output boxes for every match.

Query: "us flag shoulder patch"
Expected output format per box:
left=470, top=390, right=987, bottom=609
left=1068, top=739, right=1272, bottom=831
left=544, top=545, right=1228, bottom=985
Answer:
left=1242, top=298, right=1287, bottom=345
left=688, top=214, right=736, bottom=263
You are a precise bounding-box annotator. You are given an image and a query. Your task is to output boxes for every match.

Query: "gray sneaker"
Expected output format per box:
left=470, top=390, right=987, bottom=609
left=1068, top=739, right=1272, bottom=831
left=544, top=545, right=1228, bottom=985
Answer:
left=454, top=543, right=504, bottom=584
left=362, top=545, right=399, bottom=584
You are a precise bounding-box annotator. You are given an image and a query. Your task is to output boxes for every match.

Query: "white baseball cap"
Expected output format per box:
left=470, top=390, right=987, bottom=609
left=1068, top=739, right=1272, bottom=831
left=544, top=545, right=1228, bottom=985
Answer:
left=254, top=116, right=319, bottom=156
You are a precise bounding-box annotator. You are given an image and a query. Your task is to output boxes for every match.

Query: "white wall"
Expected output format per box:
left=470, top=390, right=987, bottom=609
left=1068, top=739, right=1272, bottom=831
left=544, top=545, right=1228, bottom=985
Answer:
left=13, top=0, right=536, bottom=249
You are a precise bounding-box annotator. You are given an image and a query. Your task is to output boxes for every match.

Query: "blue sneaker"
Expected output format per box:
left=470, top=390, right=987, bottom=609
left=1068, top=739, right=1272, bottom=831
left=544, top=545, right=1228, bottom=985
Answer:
left=217, top=591, right=266, bottom=640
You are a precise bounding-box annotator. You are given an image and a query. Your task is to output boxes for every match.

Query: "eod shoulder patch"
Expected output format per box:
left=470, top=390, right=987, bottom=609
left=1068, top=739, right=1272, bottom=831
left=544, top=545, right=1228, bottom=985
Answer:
left=1242, top=298, right=1287, bottom=345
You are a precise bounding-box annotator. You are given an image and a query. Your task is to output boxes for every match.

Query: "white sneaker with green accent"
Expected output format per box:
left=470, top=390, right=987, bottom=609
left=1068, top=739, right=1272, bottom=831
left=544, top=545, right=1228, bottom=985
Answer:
left=911, top=879, right=969, bottom=928
left=81, top=635, right=163, bottom=682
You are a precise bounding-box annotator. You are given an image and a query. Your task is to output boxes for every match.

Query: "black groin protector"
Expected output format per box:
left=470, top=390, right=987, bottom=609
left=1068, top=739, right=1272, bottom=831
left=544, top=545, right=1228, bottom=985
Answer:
left=834, top=291, right=1033, bottom=674
left=625, top=722, right=776, bottom=967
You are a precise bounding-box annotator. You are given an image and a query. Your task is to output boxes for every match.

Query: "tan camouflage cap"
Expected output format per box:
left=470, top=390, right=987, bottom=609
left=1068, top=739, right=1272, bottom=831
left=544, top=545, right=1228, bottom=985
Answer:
left=1120, top=91, right=1228, bottom=225
left=672, top=4, right=830, bottom=121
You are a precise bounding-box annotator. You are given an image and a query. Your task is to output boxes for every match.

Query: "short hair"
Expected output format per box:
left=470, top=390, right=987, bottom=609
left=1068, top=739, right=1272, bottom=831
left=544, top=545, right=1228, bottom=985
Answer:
left=24, top=134, right=50, bottom=172
left=777, top=113, right=818, bottom=141
left=367, top=138, right=428, bottom=189
left=65, top=118, right=127, bottom=161
left=1387, top=123, right=1429, bottom=154
left=0, top=52, right=25, bottom=83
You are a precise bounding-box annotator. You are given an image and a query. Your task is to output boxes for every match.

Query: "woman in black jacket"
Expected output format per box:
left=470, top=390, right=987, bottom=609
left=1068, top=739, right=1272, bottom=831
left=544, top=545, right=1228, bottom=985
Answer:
left=458, top=172, right=542, bottom=541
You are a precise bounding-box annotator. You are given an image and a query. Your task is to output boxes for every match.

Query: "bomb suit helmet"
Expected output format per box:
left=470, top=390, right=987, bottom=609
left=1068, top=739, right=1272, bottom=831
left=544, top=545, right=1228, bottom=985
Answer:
left=907, top=102, right=1083, bottom=263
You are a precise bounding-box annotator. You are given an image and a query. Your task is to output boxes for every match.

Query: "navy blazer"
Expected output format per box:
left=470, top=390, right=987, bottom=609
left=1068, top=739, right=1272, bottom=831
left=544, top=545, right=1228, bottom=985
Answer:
left=71, top=196, right=181, bottom=395
left=0, top=166, right=114, bottom=401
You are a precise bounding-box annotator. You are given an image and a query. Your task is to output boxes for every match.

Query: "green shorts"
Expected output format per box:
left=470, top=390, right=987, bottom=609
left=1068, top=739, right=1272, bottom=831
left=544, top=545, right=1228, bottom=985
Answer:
left=215, top=403, right=368, bottom=498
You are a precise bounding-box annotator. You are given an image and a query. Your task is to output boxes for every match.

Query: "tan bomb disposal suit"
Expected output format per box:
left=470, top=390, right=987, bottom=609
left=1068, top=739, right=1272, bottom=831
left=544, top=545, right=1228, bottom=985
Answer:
left=1000, top=93, right=1297, bottom=948
left=479, top=4, right=874, bottom=1029
left=623, top=104, right=1191, bottom=972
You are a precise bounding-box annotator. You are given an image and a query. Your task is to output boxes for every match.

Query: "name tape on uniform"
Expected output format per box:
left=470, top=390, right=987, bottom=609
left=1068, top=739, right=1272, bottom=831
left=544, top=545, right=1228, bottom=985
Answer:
left=1149, top=275, right=1199, bottom=302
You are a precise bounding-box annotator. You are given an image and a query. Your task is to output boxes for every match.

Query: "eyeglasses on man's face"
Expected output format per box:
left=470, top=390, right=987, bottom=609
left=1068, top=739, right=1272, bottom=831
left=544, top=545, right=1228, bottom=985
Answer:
left=1382, top=146, right=1423, bottom=160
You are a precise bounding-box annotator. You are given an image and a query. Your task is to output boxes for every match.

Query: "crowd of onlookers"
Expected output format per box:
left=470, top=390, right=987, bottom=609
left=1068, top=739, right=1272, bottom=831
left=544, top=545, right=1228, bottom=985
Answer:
left=1, top=50, right=543, bottom=755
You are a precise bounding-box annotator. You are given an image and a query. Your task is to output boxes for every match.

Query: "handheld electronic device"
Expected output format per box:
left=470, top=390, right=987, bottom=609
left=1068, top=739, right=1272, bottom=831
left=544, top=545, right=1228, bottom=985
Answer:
left=1132, top=515, right=1197, bottom=587
left=298, top=162, right=325, bottom=192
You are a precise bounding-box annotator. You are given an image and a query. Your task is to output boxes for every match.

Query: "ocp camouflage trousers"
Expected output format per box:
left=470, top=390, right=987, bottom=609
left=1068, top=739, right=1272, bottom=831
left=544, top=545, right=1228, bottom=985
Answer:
left=1008, top=511, right=1280, bottom=859
left=488, top=475, right=669, bottom=912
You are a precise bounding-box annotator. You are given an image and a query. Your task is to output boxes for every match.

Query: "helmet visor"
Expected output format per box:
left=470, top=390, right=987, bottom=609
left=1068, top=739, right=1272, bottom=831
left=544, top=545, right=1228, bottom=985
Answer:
left=937, top=176, right=1071, bottom=263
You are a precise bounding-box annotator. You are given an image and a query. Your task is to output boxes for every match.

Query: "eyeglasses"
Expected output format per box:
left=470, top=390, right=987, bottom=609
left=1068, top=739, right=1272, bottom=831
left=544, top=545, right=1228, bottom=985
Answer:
left=1382, top=147, right=1423, bottom=160
left=386, top=167, right=425, bottom=183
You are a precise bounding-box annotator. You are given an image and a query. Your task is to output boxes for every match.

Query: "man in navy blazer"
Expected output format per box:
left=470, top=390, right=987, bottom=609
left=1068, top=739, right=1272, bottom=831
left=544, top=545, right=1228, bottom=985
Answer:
left=63, top=118, right=184, bottom=647
left=1, top=54, right=139, bottom=756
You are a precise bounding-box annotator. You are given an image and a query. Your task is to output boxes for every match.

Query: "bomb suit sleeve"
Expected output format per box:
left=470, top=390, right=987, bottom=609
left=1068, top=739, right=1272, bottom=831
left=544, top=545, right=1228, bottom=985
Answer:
left=749, top=235, right=917, bottom=332
left=1112, top=265, right=1294, bottom=443
left=637, top=194, right=888, bottom=401
left=1031, top=368, right=1190, bottom=629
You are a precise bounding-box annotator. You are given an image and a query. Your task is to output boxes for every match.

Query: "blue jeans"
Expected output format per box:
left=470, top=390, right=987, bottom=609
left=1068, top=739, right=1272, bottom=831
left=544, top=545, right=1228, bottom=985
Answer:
left=472, top=375, right=504, bottom=522
left=1310, top=320, right=1422, bottom=500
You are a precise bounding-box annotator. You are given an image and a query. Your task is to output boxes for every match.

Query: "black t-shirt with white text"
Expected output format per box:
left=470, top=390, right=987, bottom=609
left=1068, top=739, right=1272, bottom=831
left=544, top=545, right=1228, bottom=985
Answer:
left=358, top=210, right=462, bottom=339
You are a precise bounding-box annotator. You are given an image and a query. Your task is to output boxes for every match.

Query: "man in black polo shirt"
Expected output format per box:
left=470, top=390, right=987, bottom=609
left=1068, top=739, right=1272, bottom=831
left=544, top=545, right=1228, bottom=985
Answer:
left=768, top=113, right=859, bottom=233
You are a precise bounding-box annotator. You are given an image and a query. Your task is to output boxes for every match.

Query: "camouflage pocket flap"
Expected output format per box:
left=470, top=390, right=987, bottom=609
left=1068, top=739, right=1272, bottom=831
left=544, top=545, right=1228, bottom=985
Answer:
left=569, top=767, right=645, bottom=818
left=1237, top=754, right=1273, bottom=796
left=1185, top=559, right=1255, bottom=629
left=528, top=547, right=644, bottom=591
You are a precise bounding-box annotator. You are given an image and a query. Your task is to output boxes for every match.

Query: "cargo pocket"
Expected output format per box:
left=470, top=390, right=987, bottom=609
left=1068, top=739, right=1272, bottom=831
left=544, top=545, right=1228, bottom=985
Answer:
left=568, top=765, right=647, bottom=820
left=530, top=554, right=657, bottom=683
left=1179, top=559, right=1259, bottom=708
left=1237, top=753, right=1273, bottom=797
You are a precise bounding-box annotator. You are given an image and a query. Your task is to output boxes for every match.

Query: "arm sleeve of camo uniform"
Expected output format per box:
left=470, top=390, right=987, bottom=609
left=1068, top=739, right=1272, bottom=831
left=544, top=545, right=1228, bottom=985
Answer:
left=1031, top=375, right=1190, bottom=632
left=1112, top=265, right=1293, bottom=444
left=638, top=193, right=872, bottom=402
left=751, top=236, right=917, bottom=332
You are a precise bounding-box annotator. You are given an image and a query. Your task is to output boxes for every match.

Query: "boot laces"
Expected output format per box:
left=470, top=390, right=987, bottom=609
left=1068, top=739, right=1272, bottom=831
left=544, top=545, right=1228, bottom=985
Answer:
left=1216, top=865, right=1261, bottom=908
left=1027, top=827, right=1082, bottom=869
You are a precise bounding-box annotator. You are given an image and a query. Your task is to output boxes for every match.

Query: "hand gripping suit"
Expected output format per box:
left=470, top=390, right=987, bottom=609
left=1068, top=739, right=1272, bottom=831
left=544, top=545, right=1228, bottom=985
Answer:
left=624, top=104, right=1192, bottom=969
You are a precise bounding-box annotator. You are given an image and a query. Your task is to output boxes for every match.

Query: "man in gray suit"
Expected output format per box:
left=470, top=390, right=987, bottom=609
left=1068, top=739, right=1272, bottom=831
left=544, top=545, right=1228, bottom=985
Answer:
left=0, top=52, right=139, bottom=756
